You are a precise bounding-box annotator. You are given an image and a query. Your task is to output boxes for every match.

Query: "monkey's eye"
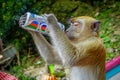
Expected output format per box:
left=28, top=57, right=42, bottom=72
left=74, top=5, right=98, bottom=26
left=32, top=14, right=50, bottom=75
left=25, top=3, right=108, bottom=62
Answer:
left=72, top=21, right=80, bottom=27
left=74, top=22, right=79, bottom=26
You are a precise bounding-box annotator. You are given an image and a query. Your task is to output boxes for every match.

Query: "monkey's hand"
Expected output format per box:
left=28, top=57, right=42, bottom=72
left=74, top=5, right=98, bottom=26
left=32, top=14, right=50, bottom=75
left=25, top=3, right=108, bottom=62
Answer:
left=43, top=14, right=59, bottom=28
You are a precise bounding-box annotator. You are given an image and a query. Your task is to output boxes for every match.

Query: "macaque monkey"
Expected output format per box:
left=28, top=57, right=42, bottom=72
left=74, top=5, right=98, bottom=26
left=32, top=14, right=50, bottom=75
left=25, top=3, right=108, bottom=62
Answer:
left=44, top=14, right=106, bottom=80
left=23, top=14, right=106, bottom=80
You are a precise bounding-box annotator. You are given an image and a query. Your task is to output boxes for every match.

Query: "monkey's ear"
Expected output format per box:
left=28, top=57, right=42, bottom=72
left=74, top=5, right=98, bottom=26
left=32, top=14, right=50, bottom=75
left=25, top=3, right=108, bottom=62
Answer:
left=91, top=21, right=100, bottom=32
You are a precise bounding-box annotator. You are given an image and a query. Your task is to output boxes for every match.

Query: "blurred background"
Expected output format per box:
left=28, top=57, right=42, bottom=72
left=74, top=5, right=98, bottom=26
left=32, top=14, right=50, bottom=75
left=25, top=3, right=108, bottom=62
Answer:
left=0, top=0, right=120, bottom=79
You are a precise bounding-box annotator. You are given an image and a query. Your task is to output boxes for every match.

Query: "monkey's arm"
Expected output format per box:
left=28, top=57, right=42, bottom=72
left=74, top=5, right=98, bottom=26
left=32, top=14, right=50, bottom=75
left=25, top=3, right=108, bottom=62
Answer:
left=28, top=30, right=62, bottom=64
left=45, top=14, right=77, bottom=65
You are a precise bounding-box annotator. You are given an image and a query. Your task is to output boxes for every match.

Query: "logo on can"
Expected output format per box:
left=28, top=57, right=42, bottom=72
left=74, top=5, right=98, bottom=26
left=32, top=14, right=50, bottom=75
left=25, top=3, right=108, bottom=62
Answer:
left=39, top=22, right=47, bottom=32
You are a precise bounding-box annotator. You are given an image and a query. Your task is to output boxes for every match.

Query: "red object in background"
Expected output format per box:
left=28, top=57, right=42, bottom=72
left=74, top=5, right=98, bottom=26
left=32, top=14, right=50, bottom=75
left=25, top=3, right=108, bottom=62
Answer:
left=0, top=71, right=18, bottom=80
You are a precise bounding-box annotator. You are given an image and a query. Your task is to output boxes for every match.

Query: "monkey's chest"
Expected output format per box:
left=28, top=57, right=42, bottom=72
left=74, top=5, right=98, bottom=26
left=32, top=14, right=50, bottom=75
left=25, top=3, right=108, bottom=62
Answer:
left=70, top=66, right=97, bottom=80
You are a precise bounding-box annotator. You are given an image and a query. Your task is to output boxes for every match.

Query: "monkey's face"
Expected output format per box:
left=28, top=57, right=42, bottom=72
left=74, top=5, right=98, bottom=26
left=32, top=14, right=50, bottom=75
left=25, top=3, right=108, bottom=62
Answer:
left=66, top=20, right=84, bottom=40
left=66, top=16, right=100, bottom=40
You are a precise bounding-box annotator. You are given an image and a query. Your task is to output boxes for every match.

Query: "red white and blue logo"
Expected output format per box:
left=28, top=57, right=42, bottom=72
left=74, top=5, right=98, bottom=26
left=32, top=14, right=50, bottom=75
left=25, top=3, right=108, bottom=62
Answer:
left=27, top=20, right=38, bottom=30
left=27, top=20, right=47, bottom=32
left=40, top=22, right=47, bottom=32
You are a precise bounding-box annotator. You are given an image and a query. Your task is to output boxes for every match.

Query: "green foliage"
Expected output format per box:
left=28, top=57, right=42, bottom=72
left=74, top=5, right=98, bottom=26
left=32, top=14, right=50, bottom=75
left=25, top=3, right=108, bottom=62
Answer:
left=9, top=54, right=44, bottom=80
left=96, top=2, right=120, bottom=60
left=9, top=64, right=36, bottom=80
left=0, top=0, right=33, bottom=47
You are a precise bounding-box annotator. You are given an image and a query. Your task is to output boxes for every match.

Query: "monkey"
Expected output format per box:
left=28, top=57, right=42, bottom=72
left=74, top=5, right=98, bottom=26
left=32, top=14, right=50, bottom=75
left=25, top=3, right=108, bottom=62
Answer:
left=42, top=14, right=106, bottom=80
left=21, top=14, right=106, bottom=80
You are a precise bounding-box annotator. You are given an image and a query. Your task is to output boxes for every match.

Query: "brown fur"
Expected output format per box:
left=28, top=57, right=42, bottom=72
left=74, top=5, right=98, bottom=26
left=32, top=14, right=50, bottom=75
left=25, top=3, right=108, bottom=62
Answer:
left=46, top=14, right=106, bottom=80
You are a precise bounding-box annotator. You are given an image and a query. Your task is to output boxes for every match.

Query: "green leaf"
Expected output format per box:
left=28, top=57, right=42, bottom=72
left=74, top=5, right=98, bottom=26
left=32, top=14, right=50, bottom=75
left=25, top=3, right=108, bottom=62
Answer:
left=48, top=64, right=55, bottom=74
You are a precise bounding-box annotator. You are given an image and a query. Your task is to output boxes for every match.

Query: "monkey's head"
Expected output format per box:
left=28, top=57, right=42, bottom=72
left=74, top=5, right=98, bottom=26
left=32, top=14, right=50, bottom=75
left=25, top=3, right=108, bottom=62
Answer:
left=66, top=16, right=100, bottom=41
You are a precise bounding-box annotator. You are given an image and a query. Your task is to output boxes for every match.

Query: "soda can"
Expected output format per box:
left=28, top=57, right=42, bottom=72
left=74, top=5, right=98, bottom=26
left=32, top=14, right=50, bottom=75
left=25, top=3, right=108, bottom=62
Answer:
left=19, top=12, right=65, bottom=34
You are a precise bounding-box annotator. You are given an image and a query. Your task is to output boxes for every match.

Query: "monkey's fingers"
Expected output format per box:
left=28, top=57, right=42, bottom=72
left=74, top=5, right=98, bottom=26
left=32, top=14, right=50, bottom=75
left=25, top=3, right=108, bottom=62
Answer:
left=19, top=15, right=27, bottom=27
left=42, top=13, right=50, bottom=22
left=19, top=19, right=26, bottom=26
